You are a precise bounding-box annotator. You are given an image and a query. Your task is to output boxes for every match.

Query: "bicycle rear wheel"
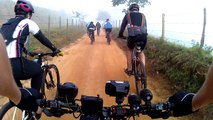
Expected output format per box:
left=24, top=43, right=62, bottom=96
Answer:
left=41, top=64, right=60, bottom=100
left=134, top=60, right=147, bottom=96
left=106, top=32, right=111, bottom=45
left=0, top=102, right=24, bottom=120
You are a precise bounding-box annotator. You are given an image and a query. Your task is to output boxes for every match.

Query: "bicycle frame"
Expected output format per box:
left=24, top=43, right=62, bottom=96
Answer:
left=132, top=42, right=147, bottom=95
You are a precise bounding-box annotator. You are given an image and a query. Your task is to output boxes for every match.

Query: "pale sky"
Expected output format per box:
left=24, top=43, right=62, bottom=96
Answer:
left=11, top=0, right=213, bottom=47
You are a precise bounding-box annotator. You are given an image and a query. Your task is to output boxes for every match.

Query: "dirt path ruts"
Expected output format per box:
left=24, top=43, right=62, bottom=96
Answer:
left=40, top=30, right=181, bottom=120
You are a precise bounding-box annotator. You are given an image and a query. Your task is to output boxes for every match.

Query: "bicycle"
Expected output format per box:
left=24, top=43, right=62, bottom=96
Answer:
left=0, top=51, right=61, bottom=120
left=0, top=80, right=174, bottom=120
left=105, top=29, right=111, bottom=45
left=88, top=28, right=95, bottom=45
left=119, top=36, right=147, bottom=96
left=132, top=42, right=147, bottom=96
left=97, top=28, right=100, bottom=36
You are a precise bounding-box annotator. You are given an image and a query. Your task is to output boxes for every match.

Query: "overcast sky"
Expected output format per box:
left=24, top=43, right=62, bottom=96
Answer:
left=11, top=0, right=213, bottom=47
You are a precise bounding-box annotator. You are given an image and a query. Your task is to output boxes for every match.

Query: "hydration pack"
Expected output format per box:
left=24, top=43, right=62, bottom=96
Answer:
left=0, top=17, right=25, bottom=46
left=104, top=21, right=112, bottom=29
left=127, top=12, right=147, bottom=36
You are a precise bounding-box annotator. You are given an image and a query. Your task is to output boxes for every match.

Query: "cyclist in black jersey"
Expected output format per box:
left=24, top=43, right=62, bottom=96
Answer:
left=0, top=0, right=62, bottom=91
left=118, top=3, right=147, bottom=76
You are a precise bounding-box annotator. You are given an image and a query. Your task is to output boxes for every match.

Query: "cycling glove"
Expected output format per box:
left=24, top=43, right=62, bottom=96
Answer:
left=10, top=88, right=43, bottom=112
left=168, top=91, right=196, bottom=117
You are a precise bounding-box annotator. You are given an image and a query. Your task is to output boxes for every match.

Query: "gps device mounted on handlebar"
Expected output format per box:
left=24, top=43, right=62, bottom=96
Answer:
left=105, top=80, right=130, bottom=104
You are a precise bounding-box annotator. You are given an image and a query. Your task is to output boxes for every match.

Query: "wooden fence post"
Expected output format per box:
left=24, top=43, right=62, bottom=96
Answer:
left=48, top=15, right=50, bottom=39
left=161, top=13, right=165, bottom=40
left=66, top=19, right=68, bottom=40
left=59, top=16, right=61, bottom=29
left=200, top=8, right=206, bottom=47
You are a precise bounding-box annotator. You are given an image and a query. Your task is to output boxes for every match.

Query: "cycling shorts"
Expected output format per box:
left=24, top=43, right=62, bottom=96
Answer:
left=105, top=28, right=112, bottom=32
left=127, top=34, right=147, bottom=50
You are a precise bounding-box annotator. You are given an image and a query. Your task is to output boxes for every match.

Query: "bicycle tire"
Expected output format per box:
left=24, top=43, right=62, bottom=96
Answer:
left=106, top=32, right=111, bottom=45
left=41, top=64, right=60, bottom=100
left=133, top=60, right=147, bottom=96
left=0, top=102, right=24, bottom=120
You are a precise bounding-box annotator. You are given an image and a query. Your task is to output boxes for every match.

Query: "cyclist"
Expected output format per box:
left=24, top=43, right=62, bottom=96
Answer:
left=0, top=0, right=62, bottom=91
left=0, top=34, right=43, bottom=113
left=96, top=21, right=101, bottom=36
left=118, top=3, right=147, bottom=76
left=104, top=18, right=112, bottom=38
left=87, top=21, right=96, bottom=41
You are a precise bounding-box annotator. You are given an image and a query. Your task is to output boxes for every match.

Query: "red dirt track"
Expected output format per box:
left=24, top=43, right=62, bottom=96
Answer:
left=40, top=30, right=180, bottom=120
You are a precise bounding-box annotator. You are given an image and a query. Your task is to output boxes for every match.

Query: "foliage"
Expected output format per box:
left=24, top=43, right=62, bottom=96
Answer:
left=112, top=0, right=151, bottom=7
left=145, top=36, right=213, bottom=92
left=29, top=26, right=86, bottom=52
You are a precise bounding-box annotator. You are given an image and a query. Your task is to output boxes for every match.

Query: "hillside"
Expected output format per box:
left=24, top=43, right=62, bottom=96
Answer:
left=0, top=0, right=73, bottom=27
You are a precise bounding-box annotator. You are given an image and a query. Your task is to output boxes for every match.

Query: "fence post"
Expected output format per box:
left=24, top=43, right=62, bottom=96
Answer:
left=48, top=15, right=50, bottom=39
left=66, top=19, right=68, bottom=40
left=59, top=16, right=61, bottom=29
left=161, top=13, right=165, bottom=40
left=200, top=8, right=206, bottom=47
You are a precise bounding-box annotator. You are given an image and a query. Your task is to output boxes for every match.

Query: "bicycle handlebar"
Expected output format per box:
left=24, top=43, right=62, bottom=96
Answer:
left=37, top=95, right=173, bottom=119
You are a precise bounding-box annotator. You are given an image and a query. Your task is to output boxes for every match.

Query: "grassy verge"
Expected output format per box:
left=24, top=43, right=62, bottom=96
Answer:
left=28, top=26, right=86, bottom=52
left=112, top=28, right=213, bottom=120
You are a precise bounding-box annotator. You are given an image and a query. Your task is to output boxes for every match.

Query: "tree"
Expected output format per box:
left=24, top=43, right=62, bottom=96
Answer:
left=96, top=10, right=111, bottom=22
left=112, top=0, right=150, bottom=8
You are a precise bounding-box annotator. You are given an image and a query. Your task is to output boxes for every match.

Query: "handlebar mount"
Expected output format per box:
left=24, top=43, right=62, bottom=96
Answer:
left=37, top=80, right=174, bottom=119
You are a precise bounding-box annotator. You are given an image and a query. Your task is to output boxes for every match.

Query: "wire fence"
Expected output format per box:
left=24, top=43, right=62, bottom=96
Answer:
left=1, top=8, right=212, bottom=48
left=112, top=8, right=212, bottom=48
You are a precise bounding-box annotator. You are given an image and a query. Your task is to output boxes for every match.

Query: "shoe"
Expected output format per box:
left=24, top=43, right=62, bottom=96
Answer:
left=124, top=68, right=133, bottom=76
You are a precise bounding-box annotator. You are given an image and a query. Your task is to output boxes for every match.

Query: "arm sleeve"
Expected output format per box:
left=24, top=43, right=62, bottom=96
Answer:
left=33, top=30, right=57, bottom=51
left=118, top=14, right=128, bottom=37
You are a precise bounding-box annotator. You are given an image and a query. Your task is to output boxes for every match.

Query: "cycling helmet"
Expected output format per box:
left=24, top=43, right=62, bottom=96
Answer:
left=14, top=0, right=34, bottom=15
left=129, top=3, right=139, bottom=11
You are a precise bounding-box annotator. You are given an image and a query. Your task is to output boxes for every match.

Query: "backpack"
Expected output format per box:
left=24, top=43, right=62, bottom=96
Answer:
left=0, top=17, right=25, bottom=46
left=104, top=21, right=112, bottom=29
left=127, top=12, right=147, bottom=36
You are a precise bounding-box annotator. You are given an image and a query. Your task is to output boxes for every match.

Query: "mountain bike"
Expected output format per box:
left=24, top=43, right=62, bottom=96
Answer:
left=132, top=42, right=147, bottom=96
left=97, top=28, right=100, bottom=36
left=119, top=36, right=147, bottom=96
left=88, top=28, right=95, bottom=45
left=0, top=80, right=174, bottom=120
left=0, top=52, right=61, bottom=120
left=105, top=29, right=111, bottom=45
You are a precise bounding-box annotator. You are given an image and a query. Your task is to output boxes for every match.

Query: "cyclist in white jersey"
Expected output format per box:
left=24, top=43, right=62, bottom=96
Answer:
left=0, top=0, right=62, bottom=91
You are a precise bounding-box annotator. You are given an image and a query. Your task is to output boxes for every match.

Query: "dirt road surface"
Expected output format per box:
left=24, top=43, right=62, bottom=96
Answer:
left=0, top=30, right=182, bottom=120
left=40, top=30, right=180, bottom=120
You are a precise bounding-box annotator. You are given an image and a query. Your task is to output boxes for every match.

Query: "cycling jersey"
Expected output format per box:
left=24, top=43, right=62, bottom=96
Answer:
left=119, top=11, right=147, bottom=37
left=104, top=21, right=112, bottom=29
left=1, top=16, right=56, bottom=58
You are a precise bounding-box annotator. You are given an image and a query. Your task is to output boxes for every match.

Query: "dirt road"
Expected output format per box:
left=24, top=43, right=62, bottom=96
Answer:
left=40, top=30, right=181, bottom=120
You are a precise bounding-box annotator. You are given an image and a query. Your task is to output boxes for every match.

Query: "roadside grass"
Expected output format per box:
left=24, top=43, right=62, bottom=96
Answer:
left=112, top=28, right=213, bottom=120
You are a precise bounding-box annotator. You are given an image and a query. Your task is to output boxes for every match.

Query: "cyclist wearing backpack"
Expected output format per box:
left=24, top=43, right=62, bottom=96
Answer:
left=118, top=3, right=147, bottom=76
left=0, top=0, right=62, bottom=91
left=104, top=18, right=112, bottom=38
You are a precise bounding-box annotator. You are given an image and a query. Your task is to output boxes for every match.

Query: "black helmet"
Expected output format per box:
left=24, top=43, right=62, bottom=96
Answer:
left=129, top=3, right=139, bottom=11
left=14, top=0, right=34, bottom=15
